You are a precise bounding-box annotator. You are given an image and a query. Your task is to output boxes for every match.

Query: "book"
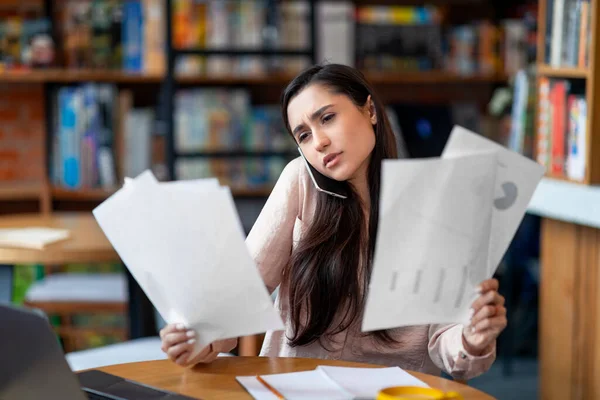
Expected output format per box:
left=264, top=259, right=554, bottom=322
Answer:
left=0, top=227, right=70, bottom=250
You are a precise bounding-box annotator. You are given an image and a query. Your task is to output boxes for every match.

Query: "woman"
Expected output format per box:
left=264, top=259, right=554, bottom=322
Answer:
left=160, top=64, right=506, bottom=380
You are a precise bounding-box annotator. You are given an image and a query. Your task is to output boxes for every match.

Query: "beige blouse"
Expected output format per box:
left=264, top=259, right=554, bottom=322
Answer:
left=245, top=157, right=496, bottom=380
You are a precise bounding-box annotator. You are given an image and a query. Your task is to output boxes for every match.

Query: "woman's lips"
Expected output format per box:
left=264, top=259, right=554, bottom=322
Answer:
left=323, top=152, right=342, bottom=168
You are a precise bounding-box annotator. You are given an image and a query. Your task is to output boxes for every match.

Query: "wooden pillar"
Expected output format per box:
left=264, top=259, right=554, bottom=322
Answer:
left=238, top=334, right=265, bottom=357
left=540, top=218, right=600, bottom=400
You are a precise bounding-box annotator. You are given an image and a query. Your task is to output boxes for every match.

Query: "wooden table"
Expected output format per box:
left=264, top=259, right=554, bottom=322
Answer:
left=0, top=212, right=155, bottom=339
left=96, top=357, right=495, bottom=400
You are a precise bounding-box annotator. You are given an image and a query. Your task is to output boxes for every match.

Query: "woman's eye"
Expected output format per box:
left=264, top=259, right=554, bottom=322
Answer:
left=322, top=113, right=335, bottom=123
left=298, top=132, right=310, bottom=143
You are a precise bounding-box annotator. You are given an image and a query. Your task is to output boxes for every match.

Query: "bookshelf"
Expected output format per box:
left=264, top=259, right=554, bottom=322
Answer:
left=535, top=1, right=600, bottom=399
left=363, top=71, right=508, bottom=84
left=0, top=182, right=44, bottom=201
left=537, top=64, right=589, bottom=78
left=535, top=0, right=599, bottom=185
left=0, top=69, right=164, bottom=84
left=0, top=69, right=511, bottom=85
left=0, top=69, right=302, bottom=85
left=51, top=186, right=118, bottom=201
left=0, top=0, right=527, bottom=212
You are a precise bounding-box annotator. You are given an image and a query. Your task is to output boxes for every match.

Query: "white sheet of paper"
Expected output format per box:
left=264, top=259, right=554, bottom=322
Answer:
left=316, top=366, right=429, bottom=399
left=442, top=126, right=546, bottom=277
left=0, top=227, right=70, bottom=250
left=237, top=370, right=351, bottom=400
left=236, top=376, right=280, bottom=400
left=363, top=153, right=497, bottom=331
left=93, top=170, right=284, bottom=358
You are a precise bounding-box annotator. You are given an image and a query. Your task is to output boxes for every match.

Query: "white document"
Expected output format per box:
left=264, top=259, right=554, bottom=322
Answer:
left=316, top=366, right=428, bottom=399
left=442, top=126, right=546, bottom=277
left=236, top=366, right=428, bottom=400
left=0, top=227, right=70, bottom=250
left=237, top=370, right=350, bottom=400
left=363, top=125, right=545, bottom=331
left=93, top=170, right=284, bottom=358
left=363, top=153, right=498, bottom=331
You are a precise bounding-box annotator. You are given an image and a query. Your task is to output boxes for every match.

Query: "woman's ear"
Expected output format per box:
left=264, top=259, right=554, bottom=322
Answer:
left=366, top=95, right=377, bottom=125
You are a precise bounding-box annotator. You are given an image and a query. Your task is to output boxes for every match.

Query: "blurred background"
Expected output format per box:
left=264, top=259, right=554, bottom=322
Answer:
left=0, top=0, right=593, bottom=399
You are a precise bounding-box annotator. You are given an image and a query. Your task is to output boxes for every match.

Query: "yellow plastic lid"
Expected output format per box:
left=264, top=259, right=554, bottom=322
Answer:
left=377, top=386, right=464, bottom=400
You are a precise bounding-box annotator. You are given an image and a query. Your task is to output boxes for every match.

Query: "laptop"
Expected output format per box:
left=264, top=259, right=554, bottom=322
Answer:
left=0, top=303, right=197, bottom=400
left=388, top=103, right=454, bottom=158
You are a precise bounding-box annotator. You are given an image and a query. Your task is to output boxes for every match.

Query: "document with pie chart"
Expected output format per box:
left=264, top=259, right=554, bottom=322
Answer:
left=442, top=126, right=546, bottom=277
left=362, top=126, right=545, bottom=331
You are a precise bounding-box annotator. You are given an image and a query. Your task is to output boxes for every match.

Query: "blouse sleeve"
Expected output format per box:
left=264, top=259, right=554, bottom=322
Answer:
left=245, top=158, right=303, bottom=294
left=427, top=323, right=496, bottom=380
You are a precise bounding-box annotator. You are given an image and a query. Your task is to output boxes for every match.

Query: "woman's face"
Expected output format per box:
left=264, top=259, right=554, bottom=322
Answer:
left=287, top=84, right=377, bottom=182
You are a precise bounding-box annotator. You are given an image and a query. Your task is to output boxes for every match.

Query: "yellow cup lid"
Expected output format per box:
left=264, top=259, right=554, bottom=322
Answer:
left=377, top=386, right=464, bottom=400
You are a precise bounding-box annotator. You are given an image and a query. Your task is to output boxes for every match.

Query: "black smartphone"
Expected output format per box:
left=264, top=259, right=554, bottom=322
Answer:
left=297, top=147, right=348, bottom=199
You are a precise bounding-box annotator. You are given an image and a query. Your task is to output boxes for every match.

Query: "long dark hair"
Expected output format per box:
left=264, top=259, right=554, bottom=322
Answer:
left=280, top=64, right=399, bottom=347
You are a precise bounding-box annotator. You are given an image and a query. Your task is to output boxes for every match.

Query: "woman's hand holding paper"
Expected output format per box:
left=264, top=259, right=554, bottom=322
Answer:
left=160, top=323, right=237, bottom=367
left=462, top=278, right=507, bottom=355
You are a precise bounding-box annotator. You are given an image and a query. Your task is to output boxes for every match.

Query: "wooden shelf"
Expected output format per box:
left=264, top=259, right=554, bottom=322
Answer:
left=51, top=186, right=118, bottom=201
left=0, top=69, right=164, bottom=83
left=177, top=73, right=297, bottom=85
left=364, top=71, right=508, bottom=84
left=0, top=182, right=43, bottom=200
left=0, top=69, right=509, bottom=85
left=0, top=69, right=298, bottom=85
left=54, top=326, right=128, bottom=341
left=537, top=65, right=589, bottom=79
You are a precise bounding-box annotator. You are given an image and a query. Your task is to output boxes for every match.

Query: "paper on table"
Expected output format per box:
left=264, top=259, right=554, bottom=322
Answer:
left=316, top=366, right=429, bottom=399
left=236, top=366, right=428, bottom=400
left=442, top=126, right=546, bottom=277
left=363, top=153, right=498, bottom=331
left=93, top=170, right=284, bottom=358
left=236, top=376, right=280, bottom=400
left=0, top=227, right=70, bottom=250
left=237, top=370, right=351, bottom=400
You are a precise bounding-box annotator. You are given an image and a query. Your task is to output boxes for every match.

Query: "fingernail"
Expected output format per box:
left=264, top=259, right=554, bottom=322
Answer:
left=469, top=308, right=475, bottom=318
left=187, top=338, right=196, bottom=345
left=176, top=323, right=185, bottom=330
left=186, top=330, right=195, bottom=338
left=474, top=286, right=482, bottom=294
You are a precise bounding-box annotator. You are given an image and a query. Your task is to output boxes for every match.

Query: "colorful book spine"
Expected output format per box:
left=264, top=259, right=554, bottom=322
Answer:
left=550, top=80, right=568, bottom=175
left=122, top=0, right=143, bottom=72
left=536, top=77, right=551, bottom=168
left=59, top=87, right=82, bottom=189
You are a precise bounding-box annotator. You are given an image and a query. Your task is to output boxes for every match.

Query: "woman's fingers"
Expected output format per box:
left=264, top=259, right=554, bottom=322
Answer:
left=161, top=330, right=195, bottom=352
left=175, top=351, right=191, bottom=366
left=472, top=314, right=508, bottom=334
left=159, top=323, right=187, bottom=339
left=471, top=290, right=505, bottom=314
left=167, top=339, right=196, bottom=361
left=476, top=278, right=499, bottom=294
left=470, top=304, right=506, bottom=327
left=185, top=343, right=219, bottom=365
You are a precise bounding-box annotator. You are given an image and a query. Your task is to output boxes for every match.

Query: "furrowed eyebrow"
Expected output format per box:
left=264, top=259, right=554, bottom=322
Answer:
left=292, top=104, right=334, bottom=137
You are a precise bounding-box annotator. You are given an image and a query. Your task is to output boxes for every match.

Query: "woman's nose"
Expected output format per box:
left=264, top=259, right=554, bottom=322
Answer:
left=312, top=130, right=331, bottom=152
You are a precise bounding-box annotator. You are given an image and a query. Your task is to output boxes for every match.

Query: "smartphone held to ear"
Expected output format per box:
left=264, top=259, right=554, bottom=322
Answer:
left=297, top=147, right=349, bottom=199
